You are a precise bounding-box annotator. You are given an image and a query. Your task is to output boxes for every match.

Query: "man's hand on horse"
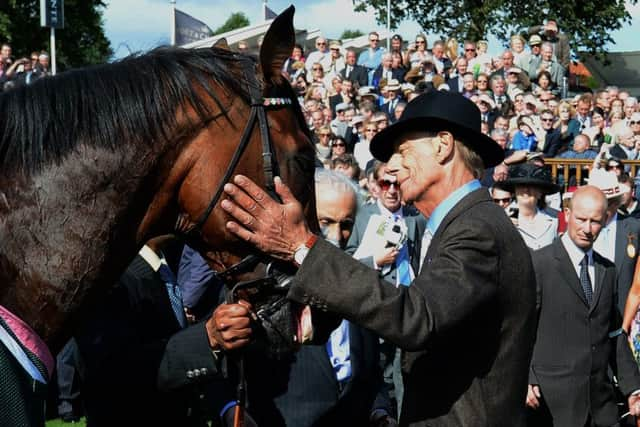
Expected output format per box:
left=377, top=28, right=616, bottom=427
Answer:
left=206, top=300, right=254, bottom=351
left=222, top=175, right=313, bottom=262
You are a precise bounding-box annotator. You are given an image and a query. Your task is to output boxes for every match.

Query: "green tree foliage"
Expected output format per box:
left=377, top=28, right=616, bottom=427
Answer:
left=0, top=0, right=112, bottom=69
left=340, top=29, right=364, bottom=40
left=213, top=12, right=250, bottom=36
left=354, top=0, right=637, bottom=60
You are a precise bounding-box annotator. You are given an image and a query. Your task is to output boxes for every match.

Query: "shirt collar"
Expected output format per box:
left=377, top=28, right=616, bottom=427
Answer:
left=561, top=233, right=593, bottom=266
left=138, top=245, right=167, bottom=272
left=426, top=179, right=482, bottom=235
left=377, top=199, right=402, bottom=218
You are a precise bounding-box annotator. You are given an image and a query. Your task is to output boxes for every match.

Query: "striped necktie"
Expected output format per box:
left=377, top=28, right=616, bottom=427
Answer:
left=579, top=255, right=593, bottom=305
left=158, top=263, right=187, bottom=328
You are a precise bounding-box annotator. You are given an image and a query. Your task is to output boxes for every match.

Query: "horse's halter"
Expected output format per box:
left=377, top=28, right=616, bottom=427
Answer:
left=177, top=57, right=295, bottom=282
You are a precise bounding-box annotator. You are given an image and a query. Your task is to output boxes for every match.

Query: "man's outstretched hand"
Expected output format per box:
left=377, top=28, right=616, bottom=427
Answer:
left=221, top=175, right=313, bottom=262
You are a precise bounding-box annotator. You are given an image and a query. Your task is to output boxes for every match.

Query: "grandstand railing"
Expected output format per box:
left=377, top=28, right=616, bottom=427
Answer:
left=543, top=158, right=640, bottom=191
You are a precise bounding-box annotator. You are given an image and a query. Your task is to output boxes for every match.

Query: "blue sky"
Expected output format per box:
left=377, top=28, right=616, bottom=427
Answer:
left=103, top=0, right=640, bottom=58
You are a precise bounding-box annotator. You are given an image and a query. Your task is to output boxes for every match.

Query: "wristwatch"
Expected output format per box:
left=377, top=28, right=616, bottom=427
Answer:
left=293, top=234, right=318, bottom=267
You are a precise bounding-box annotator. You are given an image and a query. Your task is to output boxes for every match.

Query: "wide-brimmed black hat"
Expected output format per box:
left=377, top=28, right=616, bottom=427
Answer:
left=369, top=91, right=504, bottom=167
left=500, top=163, right=561, bottom=195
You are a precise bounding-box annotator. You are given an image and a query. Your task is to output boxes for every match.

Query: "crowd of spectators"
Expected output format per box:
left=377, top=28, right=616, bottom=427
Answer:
left=279, top=21, right=639, bottom=197
left=0, top=42, right=52, bottom=91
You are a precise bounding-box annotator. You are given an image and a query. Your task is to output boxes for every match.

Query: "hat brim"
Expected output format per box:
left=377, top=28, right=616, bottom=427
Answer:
left=370, top=116, right=505, bottom=168
left=500, top=177, right=561, bottom=195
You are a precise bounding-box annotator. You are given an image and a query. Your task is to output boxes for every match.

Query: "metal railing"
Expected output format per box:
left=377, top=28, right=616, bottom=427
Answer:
left=543, top=158, right=640, bottom=191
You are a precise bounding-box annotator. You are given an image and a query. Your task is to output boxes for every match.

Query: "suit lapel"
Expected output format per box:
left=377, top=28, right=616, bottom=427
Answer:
left=615, top=218, right=626, bottom=275
left=590, top=256, right=606, bottom=313
left=552, top=241, right=590, bottom=308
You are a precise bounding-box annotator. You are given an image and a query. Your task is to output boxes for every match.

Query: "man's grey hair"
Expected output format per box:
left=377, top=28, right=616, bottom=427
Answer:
left=490, top=128, right=508, bottom=139
left=315, top=168, right=361, bottom=205
left=541, top=42, right=553, bottom=52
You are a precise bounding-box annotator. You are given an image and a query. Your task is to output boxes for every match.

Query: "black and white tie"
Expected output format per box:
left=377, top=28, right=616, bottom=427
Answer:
left=579, top=255, right=593, bottom=305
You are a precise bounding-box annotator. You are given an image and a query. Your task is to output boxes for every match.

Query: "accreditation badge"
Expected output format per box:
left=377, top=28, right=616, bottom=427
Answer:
left=628, top=233, right=637, bottom=259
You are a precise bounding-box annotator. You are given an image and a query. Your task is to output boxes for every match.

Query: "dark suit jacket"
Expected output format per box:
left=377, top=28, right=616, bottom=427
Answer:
left=609, top=144, right=631, bottom=160
left=529, top=240, right=640, bottom=427
left=614, top=215, right=640, bottom=311
left=340, top=65, right=369, bottom=88
left=447, top=76, right=463, bottom=93
left=541, top=128, right=564, bottom=157
left=371, top=67, right=405, bottom=89
left=346, top=203, right=426, bottom=285
left=77, top=253, right=208, bottom=427
left=158, top=310, right=390, bottom=426
left=289, top=188, right=537, bottom=427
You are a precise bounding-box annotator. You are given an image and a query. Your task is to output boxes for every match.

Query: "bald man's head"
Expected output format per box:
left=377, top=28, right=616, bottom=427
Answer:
left=566, top=186, right=607, bottom=250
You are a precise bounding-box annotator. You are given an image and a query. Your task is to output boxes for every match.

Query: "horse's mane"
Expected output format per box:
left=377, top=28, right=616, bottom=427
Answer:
left=0, top=46, right=253, bottom=174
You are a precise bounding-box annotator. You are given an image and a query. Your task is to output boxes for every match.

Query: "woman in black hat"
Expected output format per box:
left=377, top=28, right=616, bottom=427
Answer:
left=502, top=163, right=561, bottom=250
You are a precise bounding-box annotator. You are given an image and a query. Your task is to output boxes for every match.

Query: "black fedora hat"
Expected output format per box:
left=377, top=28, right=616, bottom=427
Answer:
left=501, top=163, right=561, bottom=195
left=370, top=91, right=504, bottom=167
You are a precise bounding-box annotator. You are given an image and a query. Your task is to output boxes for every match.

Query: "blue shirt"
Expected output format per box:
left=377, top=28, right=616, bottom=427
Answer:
left=426, top=179, right=482, bottom=236
left=357, top=47, right=385, bottom=71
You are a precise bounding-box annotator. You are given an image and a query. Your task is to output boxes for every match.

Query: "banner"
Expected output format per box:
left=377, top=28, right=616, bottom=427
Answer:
left=264, top=5, right=278, bottom=20
left=175, top=8, right=213, bottom=46
left=40, top=0, right=64, bottom=29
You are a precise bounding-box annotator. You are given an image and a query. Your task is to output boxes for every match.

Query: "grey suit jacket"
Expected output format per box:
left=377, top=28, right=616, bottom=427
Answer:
left=614, top=215, right=640, bottom=311
left=289, top=188, right=537, bottom=427
left=530, top=240, right=640, bottom=427
left=346, top=203, right=426, bottom=285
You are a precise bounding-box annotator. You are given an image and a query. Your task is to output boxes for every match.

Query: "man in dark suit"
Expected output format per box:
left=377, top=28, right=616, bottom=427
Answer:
left=539, top=109, right=564, bottom=157
left=345, top=161, right=426, bottom=415
left=589, top=169, right=640, bottom=312
left=372, top=53, right=405, bottom=90
left=341, top=49, right=368, bottom=89
left=157, top=169, right=393, bottom=426
left=76, top=237, right=211, bottom=427
left=221, top=91, right=538, bottom=426
left=527, top=186, right=640, bottom=426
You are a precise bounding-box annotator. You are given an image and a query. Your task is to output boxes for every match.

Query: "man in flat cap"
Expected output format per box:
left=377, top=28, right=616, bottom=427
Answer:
left=220, top=92, right=537, bottom=426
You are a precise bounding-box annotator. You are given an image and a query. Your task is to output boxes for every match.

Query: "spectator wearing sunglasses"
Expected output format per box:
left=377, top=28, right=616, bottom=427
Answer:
left=539, top=109, right=563, bottom=157
left=329, top=136, right=347, bottom=160
left=345, top=161, right=427, bottom=415
left=305, top=37, right=331, bottom=82
left=490, top=184, right=514, bottom=214
left=358, top=32, right=386, bottom=84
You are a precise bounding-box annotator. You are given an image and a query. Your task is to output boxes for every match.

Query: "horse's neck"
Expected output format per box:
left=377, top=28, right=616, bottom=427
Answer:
left=0, top=142, right=169, bottom=351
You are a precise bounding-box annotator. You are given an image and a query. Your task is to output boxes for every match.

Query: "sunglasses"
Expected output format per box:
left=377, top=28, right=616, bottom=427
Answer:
left=366, top=129, right=377, bottom=132
left=631, top=121, right=640, bottom=125
left=415, top=40, right=425, bottom=44
left=541, top=118, right=554, bottom=122
left=493, top=197, right=511, bottom=203
left=319, top=133, right=331, bottom=137
left=333, top=142, right=346, bottom=147
left=465, top=48, right=476, bottom=52
left=377, top=179, right=399, bottom=191
left=370, top=39, right=379, bottom=42
left=317, top=42, right=326, bottom=45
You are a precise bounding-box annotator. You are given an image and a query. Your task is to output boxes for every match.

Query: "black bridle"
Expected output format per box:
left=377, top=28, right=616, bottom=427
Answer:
left=177, top=57, right=295, bottom=280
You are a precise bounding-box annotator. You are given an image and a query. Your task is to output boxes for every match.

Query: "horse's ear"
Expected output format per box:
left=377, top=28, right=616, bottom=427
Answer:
left=259, top=5, right=295, bottom=83
left=212, top=38, right=230, bottom=50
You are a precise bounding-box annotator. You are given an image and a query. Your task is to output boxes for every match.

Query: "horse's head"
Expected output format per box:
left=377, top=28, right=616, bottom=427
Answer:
left=159, top=7, right=317, bottom=277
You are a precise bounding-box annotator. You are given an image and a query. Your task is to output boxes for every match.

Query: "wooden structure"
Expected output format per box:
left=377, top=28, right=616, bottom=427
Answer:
left=544, top=158, right=640, bottom=191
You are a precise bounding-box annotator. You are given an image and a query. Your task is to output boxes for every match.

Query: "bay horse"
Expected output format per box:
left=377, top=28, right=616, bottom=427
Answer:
left=0, top=5, right=316, bottom=379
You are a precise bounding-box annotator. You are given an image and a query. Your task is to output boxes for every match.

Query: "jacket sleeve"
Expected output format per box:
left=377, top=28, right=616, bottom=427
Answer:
left=611, top=274, right=640, bottom=396
left=288, top=215, right=500, bottom=351
left=157, top=322, right=223, bottom=391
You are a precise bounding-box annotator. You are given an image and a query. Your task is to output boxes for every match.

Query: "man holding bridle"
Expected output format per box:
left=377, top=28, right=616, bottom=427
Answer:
left=218, top=91, right=538, bottom=426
